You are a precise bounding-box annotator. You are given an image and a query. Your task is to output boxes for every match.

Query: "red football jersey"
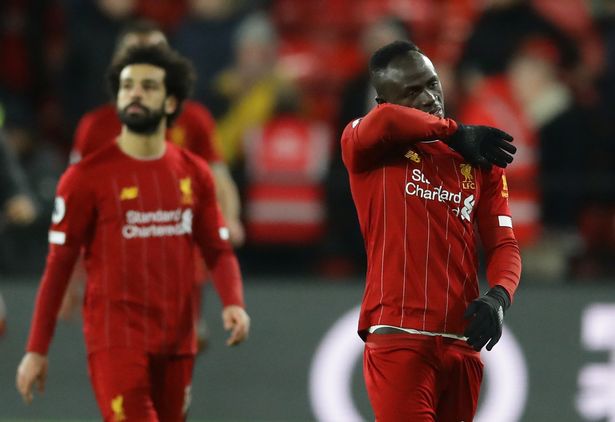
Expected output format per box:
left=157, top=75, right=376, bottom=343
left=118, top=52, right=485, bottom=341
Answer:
left=341, top=104, right=521, bottom=339
left=71, top=100, right=222, bottom=164
left=27, top=142, right=243, bottom=355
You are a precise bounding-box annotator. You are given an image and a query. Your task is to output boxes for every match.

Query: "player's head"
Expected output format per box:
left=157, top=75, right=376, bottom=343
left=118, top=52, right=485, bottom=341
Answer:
left=114, top=19, right=168, bottom=59
left=370, top=40, right=445, bottom=118
left=107, top=44, right=195, bottom=134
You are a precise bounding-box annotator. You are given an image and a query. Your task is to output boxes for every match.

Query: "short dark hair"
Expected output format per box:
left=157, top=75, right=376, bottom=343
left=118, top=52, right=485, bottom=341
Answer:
left=369, top=40, right=423, bottom=75
left=107, top=44, right=196, bottom=125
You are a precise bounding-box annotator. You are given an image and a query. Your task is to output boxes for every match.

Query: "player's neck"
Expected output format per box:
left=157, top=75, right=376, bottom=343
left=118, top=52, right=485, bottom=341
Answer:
left=117, top=124, right=167, bottom=160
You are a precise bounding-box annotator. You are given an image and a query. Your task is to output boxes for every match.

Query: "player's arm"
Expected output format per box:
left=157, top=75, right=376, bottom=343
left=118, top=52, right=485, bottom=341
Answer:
left=185, top=104, right=245, bottom=246
left=341, top=103, right=458, bottom=171
left=210, top=162, right=244, bottom=246
left=464, top=168, right=521, bottom=351
left=58, top=112, right=97, bottom=320
left=192, top=161, right=250, bottom=346
left=16, top=166, right=95, bottom=403
left=342, top=103, right=516, bottom=172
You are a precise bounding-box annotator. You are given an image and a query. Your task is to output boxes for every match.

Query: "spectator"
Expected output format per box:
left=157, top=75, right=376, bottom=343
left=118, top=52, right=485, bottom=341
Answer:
left=206, top=12, right=293, bottom=167
left=0, top=0, right=66, bottom=150
left=0, top=107, right=37, bottom=229
left=457, top=0, right=578, bottom=95
left=0, top=103, right=38, bottom=338
left=173, top=0, right=245, bottom=102
left=566, top=3, right=615, bottom=281
left=240, top=86, right=332, bottom=274
left=0, top=108, right=62, bottom=276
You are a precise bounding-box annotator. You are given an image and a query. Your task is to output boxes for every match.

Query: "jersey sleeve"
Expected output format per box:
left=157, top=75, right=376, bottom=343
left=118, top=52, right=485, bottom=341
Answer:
left=476, top=167, right=522, bottom=301
left=191, top=158, right=244, bottom=307
left=341, top=103, right=458, bottom=172
left=183, top=103, right=223, bottom=163
left=26, top=166, right=97, bottom=354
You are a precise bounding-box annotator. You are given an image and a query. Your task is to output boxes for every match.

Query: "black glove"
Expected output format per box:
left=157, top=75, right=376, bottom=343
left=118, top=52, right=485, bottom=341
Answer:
left=447, top=124, right=516, bottom=169
left=463, top=286, right=511, bottom=351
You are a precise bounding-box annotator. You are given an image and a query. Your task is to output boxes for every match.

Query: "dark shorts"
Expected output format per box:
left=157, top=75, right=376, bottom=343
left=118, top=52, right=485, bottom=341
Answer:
left=88, top=348, right=195, bottom=422
left=364, top=333, right=483, bottom=422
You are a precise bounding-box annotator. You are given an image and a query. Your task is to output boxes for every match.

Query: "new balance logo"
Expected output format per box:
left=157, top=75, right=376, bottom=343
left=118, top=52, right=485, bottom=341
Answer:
left=120, top=186, right=138, bottom=201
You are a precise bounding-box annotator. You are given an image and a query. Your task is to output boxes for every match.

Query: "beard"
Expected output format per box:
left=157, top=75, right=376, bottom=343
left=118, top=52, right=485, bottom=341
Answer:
left=118, top=103, right=166, bottom=134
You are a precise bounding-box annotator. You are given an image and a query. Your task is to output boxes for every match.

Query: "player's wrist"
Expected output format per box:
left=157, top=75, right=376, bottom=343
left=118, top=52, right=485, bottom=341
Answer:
left=24, top=351, right=47, bottom=360
left=444, top=122, right=465, bottom=145
left=486, top=286, right=511, bottom=312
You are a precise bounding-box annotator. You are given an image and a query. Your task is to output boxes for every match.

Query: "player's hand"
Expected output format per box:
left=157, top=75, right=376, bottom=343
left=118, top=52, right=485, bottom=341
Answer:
left=16, top=352, right=48, bottom=404
left=447, top=124, right=516, bottom=170
left=463, top=286, right=510, bottom=351
left=222, top=305, right=250, bottom=346
left=227, top=218, right=245, bottom=247
left=5, top=194, right=37, bottom=225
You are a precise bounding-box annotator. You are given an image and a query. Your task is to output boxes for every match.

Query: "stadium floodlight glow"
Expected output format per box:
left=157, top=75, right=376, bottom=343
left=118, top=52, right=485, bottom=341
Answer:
left=309, top=306, right=529, bottom=422
left=309, top=306, right=364, bottom=422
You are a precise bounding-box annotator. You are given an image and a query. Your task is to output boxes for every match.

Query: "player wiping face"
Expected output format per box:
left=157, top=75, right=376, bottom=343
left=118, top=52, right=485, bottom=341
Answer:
left=372, top=49, right=515, bottom=167
left=374, top=51, right=445, bottom=118
left=344, top=40, right=522, bottom=421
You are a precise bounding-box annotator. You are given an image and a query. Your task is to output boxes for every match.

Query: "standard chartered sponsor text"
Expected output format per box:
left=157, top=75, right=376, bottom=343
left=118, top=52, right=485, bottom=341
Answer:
left=405, top=183, right=461, bottom=203
left=126, top=209, right=182, bottom=224
left=405, top=169, right=462, bottom=204
left=123, top=209, right=193, bottom=239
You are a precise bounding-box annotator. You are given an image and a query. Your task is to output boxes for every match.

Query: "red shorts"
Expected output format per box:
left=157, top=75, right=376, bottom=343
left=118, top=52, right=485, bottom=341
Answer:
left=363, top=333, right=483, bottom=422
left=88, top=349, right=195, bottom=422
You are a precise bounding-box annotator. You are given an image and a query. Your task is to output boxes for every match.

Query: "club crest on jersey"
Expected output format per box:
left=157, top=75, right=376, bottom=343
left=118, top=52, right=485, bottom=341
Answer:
left=120, top=186, right=138, bottom=201
left=460, top=164, right=475, bottom=190
left=111, top=395, right=126, bottom=421
left=501, top=174, right=509, bottom=198
left=180, top=177, right=193, bottom=205
left=405, top=149, right=421, bottom=163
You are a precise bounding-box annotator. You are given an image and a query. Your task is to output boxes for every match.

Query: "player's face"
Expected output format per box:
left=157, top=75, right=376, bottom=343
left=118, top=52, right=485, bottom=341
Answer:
left=377, top=51, right=445, bottom=117
left=117, top=64, right=176, bottom=134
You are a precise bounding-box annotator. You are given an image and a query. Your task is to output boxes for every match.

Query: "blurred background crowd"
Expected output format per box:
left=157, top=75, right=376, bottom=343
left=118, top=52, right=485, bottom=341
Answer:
left=1, top=0, right=614, bottom=282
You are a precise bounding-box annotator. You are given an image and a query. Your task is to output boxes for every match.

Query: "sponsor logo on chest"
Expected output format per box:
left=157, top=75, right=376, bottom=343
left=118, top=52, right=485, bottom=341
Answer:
left=122, top=208, right=193, bottom=239
left=405, top=168, right=475, bottom=222
left=117, top=177, right=194, bottom=239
